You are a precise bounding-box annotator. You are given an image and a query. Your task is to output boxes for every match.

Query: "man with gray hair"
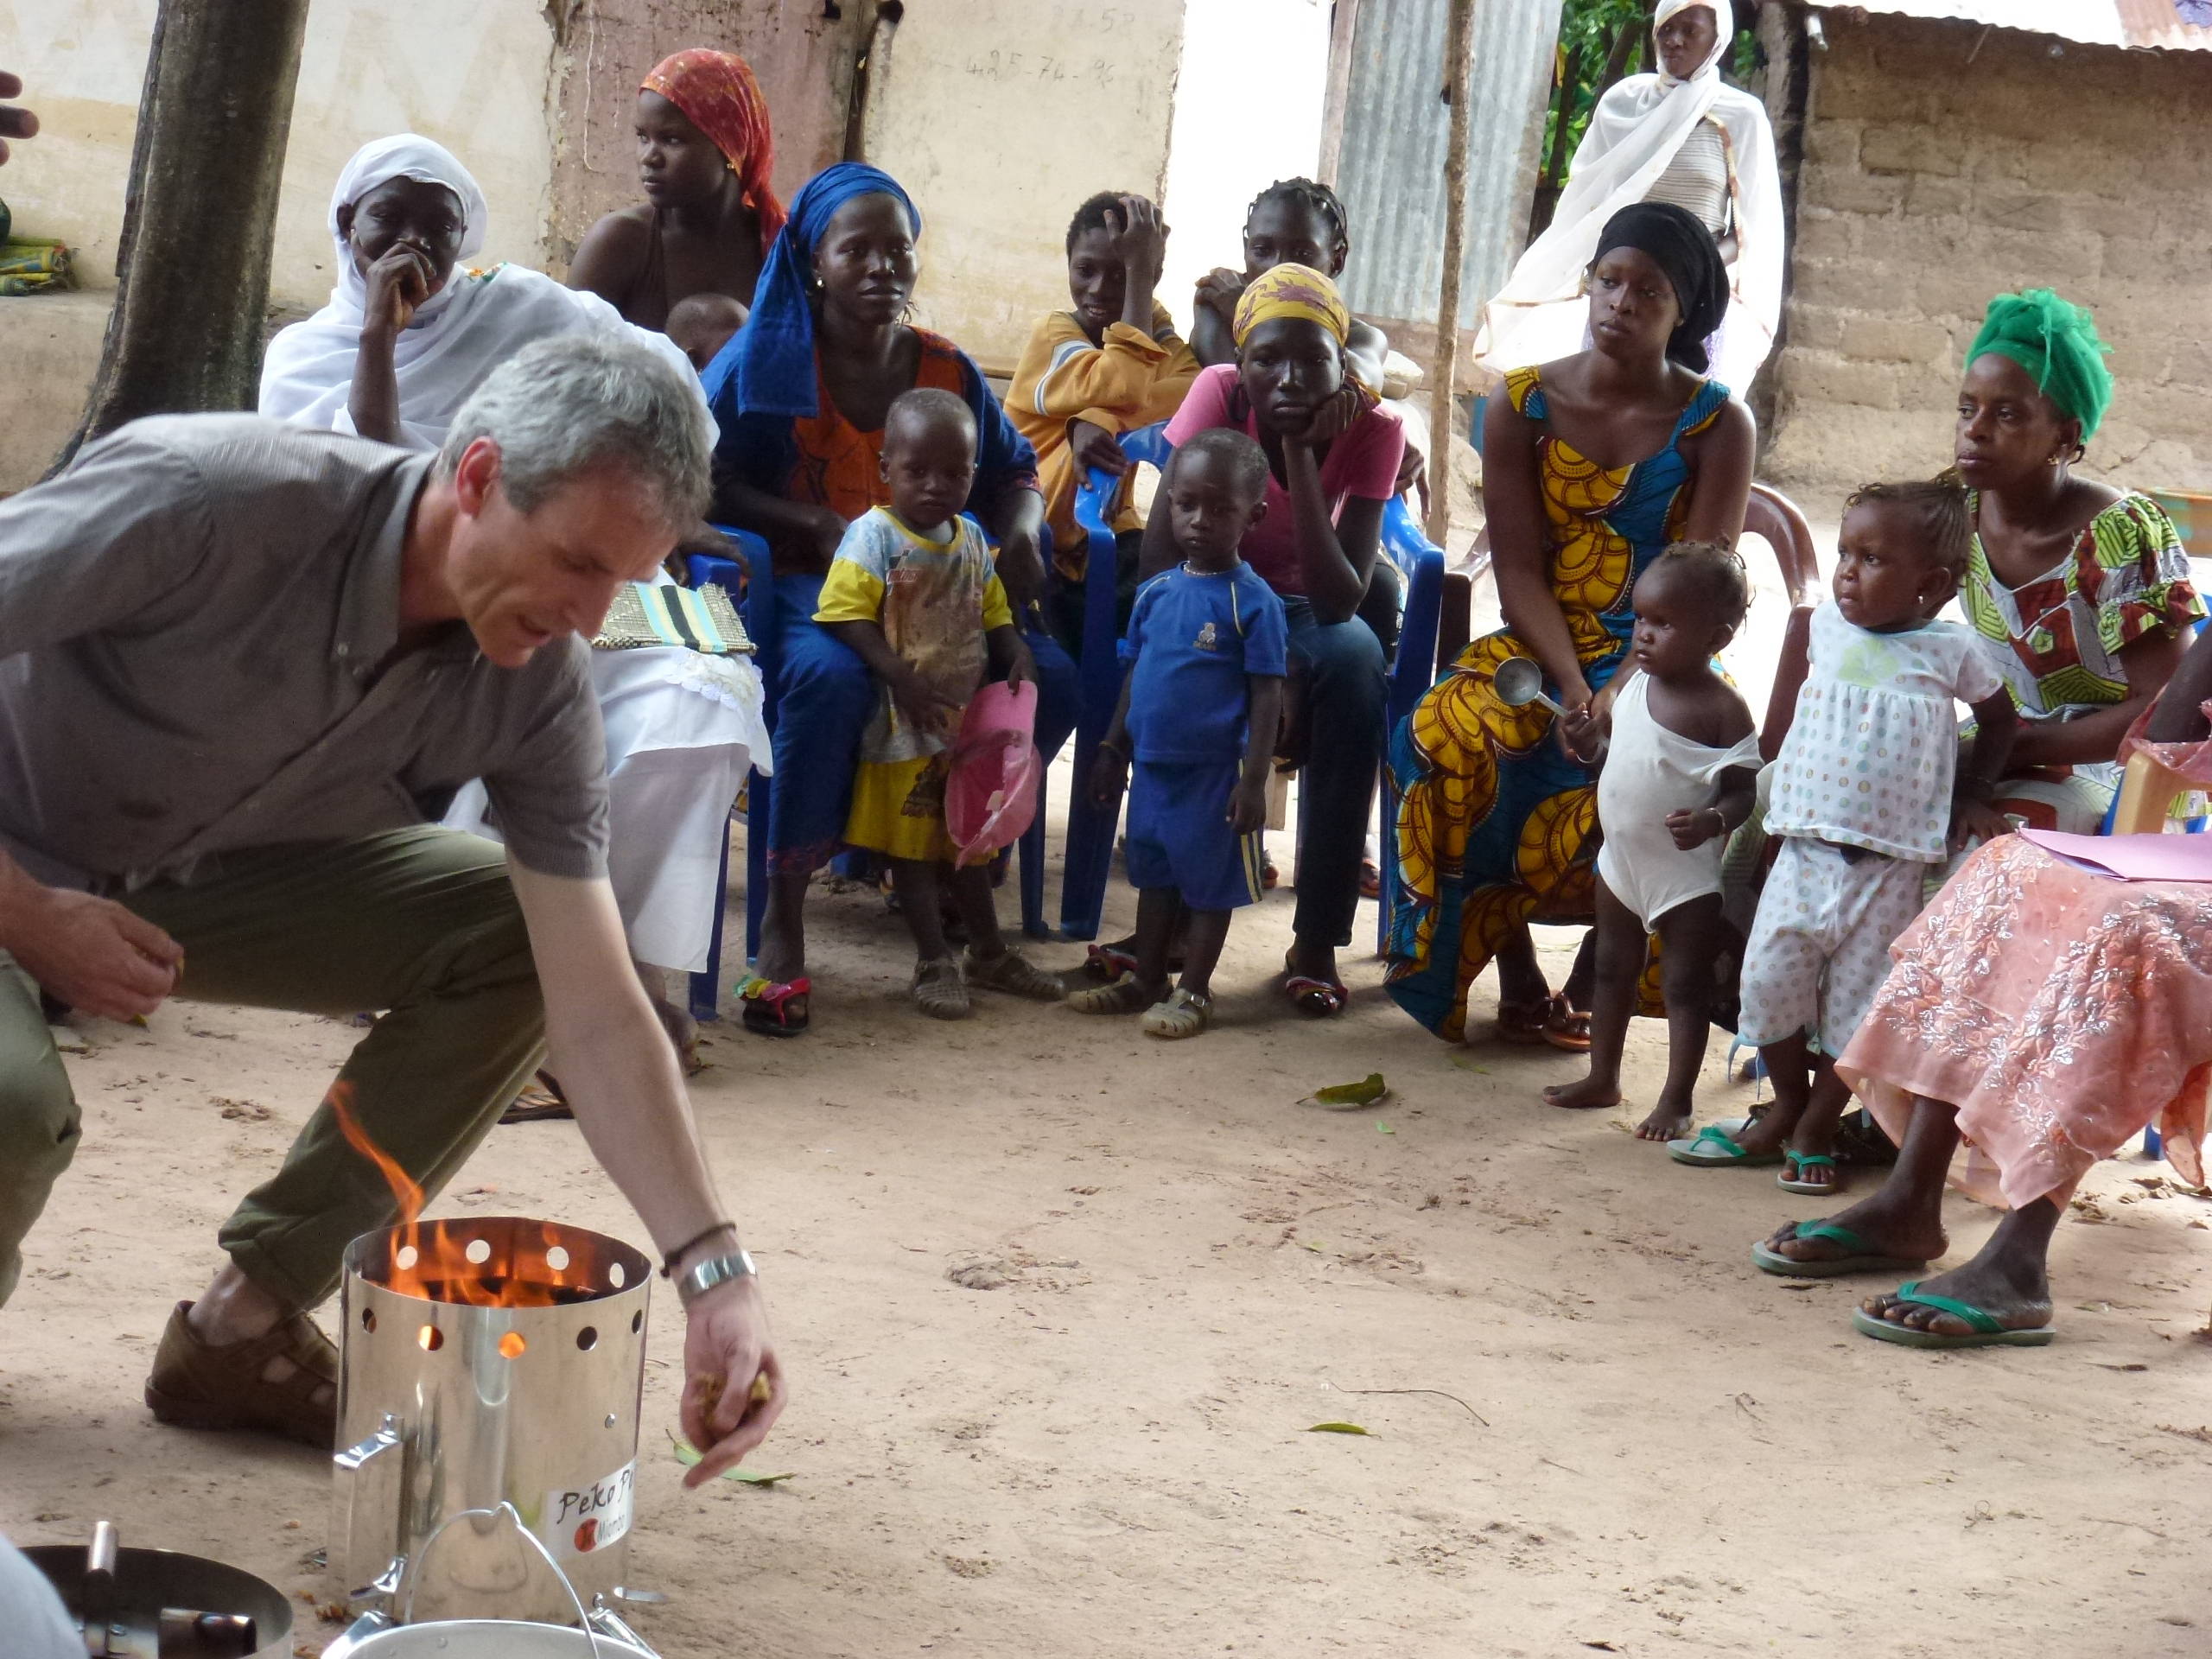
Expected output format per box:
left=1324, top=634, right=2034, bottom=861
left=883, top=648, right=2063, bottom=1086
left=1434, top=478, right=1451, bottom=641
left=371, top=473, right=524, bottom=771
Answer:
left=0, top=333, right=781, bottom=1481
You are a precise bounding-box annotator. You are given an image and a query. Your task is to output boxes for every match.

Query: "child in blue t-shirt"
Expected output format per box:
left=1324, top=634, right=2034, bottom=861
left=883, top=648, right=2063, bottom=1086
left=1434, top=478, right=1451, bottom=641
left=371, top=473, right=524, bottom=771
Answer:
left=1066, top=429, right=1287, bottom=1038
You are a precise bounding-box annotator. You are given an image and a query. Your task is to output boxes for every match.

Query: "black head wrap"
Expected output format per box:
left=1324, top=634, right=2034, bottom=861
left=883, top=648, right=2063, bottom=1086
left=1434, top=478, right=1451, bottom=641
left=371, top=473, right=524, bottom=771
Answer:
left=1591, top=201, right=1730, bottom=373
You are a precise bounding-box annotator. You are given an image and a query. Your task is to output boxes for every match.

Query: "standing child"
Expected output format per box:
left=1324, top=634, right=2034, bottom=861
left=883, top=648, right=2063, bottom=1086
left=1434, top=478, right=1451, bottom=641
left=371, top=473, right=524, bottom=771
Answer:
left=815, top=388, right=1067, bottom=1019
left=1543, top=543, right=1764, bottom=1139
left=1672, top=478, right=2018, bottom=1190
left=1066, top=429, right=1287, bottom=1038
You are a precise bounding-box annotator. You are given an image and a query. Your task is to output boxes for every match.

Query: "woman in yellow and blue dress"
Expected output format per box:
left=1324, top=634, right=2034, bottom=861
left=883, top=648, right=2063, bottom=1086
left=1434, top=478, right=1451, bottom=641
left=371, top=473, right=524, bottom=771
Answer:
left=1385, top=203, right=1754, bottom=1046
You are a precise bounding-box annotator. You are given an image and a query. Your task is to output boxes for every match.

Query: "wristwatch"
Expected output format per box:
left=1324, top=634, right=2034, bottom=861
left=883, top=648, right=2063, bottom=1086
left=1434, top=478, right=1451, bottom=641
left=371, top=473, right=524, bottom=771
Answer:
left=671, top=1248, right=758, bottom=1308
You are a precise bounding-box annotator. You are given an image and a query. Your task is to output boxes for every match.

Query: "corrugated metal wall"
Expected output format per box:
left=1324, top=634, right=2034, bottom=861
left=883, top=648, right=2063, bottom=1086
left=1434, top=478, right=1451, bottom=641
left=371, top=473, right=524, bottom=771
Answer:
left=1332, top=0, right=1561, bottom=331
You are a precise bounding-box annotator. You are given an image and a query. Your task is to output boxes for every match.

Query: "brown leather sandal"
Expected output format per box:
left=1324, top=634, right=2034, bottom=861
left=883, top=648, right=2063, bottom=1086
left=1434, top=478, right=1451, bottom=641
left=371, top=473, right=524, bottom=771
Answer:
left=145, top=1300, right=340, bottom=1448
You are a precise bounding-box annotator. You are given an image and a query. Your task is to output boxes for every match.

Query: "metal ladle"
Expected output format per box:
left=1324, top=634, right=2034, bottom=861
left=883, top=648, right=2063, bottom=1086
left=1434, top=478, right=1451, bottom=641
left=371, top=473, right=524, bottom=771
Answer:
left=1492, top=655, right=1565, bottom=717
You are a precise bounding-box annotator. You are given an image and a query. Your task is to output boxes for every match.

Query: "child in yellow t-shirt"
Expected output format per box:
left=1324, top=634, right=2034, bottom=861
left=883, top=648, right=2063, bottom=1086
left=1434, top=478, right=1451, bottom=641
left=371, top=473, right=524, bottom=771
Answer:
left=814, top=388, right=1066, bottom=1020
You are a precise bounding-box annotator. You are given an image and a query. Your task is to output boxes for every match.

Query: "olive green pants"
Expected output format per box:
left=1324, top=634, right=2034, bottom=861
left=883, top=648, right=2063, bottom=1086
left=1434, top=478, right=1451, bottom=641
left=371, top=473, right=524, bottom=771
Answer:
left=0, top=828, right=546, bottom=1312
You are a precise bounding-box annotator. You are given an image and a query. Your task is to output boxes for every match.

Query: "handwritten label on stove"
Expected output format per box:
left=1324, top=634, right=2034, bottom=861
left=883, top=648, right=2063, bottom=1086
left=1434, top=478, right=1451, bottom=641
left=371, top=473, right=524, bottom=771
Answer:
left=544, top=1459, right=635, bottom=1558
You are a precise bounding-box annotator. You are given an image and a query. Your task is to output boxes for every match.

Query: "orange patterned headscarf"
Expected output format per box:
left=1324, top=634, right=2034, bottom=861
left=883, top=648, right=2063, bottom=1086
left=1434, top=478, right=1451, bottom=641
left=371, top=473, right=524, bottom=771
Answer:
left=640, top=48, right=787, bottom=244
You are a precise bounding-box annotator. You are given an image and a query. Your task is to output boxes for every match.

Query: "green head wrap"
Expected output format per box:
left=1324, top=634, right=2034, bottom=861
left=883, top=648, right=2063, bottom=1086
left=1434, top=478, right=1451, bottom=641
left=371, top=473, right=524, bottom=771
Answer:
left=1965, top=288, right=2114, bottom=441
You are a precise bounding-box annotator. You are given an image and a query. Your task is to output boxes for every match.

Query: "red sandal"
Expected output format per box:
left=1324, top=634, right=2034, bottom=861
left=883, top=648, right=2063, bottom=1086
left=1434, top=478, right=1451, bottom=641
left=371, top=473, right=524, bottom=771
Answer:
left=739, top=975, right=810, bottom=1038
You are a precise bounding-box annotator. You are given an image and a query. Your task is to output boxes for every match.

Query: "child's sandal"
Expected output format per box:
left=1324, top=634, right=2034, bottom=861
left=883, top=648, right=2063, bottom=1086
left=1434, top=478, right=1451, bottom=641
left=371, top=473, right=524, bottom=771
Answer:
left=1141, top=987, right=1212, bottom=1039
left=912, top=957, right=970, bottom=1020
left=1065, top=974, right=1155, bottom=1015
left=962, top=945, right=1064, bottom=1001
left=738, top=975, right=810, bottom=1038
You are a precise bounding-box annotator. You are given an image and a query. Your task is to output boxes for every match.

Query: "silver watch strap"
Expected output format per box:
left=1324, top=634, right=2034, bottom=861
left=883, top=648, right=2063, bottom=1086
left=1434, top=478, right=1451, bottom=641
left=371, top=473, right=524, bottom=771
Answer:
left=674, top=1248, right=758, bottom=1307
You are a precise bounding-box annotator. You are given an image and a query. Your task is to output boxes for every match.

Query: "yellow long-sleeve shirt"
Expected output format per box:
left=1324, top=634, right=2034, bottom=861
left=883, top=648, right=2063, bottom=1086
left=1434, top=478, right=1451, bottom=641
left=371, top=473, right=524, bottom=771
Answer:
left=1007, top=303, right=1200, bottom=578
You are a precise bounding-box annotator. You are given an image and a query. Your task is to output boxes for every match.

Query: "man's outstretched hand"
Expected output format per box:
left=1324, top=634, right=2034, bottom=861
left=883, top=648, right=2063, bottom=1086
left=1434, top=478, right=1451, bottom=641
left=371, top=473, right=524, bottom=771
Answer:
left=1, top=71, right=37, bottom=165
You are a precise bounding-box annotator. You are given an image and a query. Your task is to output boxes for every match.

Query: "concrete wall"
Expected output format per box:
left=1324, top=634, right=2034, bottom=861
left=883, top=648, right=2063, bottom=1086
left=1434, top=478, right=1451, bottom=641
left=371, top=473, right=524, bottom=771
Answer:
left=0, top=0, right=559, bottom=302
left=543, top=0, right=868, bottom=273
left=1764, top=12, right=2212, bottom=499
left=862, top=0, right=1187, bottom=372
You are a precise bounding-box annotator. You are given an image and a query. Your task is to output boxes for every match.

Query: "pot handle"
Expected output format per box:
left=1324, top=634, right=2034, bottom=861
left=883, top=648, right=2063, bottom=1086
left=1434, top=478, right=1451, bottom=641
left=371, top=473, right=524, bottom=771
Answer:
left=401, top=1503, right=602, bottom=1656
left=334, top=1414, right=404, bottom=1606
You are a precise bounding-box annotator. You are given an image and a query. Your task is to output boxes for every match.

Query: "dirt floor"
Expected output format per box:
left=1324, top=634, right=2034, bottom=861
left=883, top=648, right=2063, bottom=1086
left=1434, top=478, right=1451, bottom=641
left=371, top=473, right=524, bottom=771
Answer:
left=6, top=541, right=2212, bottom=1656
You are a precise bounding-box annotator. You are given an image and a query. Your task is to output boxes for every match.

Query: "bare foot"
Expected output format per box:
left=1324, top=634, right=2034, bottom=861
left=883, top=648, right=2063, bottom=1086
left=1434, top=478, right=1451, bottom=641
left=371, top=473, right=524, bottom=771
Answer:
left=1633, top=1099, right=1693, bottom=1141
left=1541, top=1075, right=1622, bottom=1111
left=1758, top=1193, right=1946, bottom=1270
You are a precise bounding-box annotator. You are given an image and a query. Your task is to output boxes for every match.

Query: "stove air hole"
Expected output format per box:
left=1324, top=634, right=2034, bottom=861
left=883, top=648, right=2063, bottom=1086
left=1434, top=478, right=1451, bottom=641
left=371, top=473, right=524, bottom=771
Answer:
left=418, top=1325, right=443, bottom=1351
left=464, top=1237, right=492, bottom=1265
left=498, top=1332, right=527, bottom=1359
left=575, top=1326, right=598, bottom=1351
left=396, top=1244, right=419, bottom=1271
left=608, top=1262, right=626, bottom=1288
left=630, top=1311, right=643, bottom=1335
left=361, top=1309, right=376, bottom=1333
left=545, top=1245, right=571, bottom=1272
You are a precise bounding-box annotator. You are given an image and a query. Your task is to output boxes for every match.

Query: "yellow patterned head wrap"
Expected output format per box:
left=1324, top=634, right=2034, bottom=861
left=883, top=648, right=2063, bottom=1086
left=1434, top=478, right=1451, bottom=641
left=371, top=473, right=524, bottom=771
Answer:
left=1231, top=263, right=1351, bottom=350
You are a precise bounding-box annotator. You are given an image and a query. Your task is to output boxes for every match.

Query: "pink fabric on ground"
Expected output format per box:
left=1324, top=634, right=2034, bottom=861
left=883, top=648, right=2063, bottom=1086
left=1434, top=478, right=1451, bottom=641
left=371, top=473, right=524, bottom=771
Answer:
left=1837, top=834, right=2212, bottom=1209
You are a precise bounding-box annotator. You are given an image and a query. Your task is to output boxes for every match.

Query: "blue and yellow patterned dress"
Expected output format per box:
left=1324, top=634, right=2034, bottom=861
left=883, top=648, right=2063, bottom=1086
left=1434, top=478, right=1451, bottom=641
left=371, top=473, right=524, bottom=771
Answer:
left=1384, top=365, right=1730, bottom=1040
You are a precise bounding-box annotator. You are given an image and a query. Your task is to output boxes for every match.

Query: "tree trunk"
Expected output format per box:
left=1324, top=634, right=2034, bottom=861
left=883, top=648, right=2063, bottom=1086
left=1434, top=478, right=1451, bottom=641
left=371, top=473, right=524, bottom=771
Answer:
left=50, top=0, right=308, bottom=474
left=1425, top=0, right=1476, bottom=549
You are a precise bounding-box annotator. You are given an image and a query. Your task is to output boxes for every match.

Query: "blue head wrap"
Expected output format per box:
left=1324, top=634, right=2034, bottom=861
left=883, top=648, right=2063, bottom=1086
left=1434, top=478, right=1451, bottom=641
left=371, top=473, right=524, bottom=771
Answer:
left=731, top=162, right=920, bottom=420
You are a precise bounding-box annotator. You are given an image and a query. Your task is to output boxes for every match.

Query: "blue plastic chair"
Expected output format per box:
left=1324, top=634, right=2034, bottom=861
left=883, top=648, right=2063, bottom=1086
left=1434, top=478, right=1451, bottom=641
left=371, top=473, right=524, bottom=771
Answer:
left=684, top=531, right=774, bottom=1021
left=1061, top=422, right=1446, bottom=944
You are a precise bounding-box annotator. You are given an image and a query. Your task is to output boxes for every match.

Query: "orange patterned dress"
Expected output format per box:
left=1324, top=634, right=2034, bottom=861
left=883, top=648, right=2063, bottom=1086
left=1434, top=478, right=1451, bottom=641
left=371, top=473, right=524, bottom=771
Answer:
left=1384, top=365, right=1728, bottom=1040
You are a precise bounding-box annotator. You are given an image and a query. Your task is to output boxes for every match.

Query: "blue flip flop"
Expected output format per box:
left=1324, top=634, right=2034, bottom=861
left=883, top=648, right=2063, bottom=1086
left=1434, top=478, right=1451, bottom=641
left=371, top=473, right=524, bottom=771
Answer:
left=1668, top=1123, right=1784, bottom=1168
left=1751, top=1219, right=1930, bottom=1278
left=1852, top=1281, right=2056, bottom=1349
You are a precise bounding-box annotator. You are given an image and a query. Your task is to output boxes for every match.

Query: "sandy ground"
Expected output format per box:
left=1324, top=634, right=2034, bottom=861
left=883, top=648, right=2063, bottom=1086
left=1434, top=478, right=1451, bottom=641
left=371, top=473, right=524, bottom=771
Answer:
left=7, top=543, right=2212, bottom=1656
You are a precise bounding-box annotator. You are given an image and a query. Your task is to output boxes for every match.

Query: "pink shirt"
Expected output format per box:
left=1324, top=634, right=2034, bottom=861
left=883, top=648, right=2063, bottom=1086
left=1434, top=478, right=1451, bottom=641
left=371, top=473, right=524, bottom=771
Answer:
left=1162, top=363, right=1406, bottom=598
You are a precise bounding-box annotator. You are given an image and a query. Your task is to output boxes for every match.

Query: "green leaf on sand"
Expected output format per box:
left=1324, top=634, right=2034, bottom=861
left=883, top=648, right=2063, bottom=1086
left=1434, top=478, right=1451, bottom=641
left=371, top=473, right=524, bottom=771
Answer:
left=1312, top=1073, right=1387, bottom=1105
left=669, top=1433, right=794, bottom=1485
left=1376, top=1122, right=1395, bottom=1134
left=1306, top=1421, right=1371, bottom=1435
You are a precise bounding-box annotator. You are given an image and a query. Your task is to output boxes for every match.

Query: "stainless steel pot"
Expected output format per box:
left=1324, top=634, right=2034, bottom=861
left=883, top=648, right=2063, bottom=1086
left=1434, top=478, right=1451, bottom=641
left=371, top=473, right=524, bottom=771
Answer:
left=21, top=1520, right=292, bottom=1659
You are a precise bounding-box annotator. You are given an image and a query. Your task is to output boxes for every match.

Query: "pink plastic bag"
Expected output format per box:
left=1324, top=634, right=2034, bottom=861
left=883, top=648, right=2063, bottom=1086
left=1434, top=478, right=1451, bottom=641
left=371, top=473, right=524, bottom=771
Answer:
left=945, top=679, right=1040, bottom=868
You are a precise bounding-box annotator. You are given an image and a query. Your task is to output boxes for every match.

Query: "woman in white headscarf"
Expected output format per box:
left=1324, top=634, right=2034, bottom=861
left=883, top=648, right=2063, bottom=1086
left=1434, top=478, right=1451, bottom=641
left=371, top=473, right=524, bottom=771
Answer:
left=1477, top=0, right=1783, bottom=397
left=261, top=136, right=770, bottom=1088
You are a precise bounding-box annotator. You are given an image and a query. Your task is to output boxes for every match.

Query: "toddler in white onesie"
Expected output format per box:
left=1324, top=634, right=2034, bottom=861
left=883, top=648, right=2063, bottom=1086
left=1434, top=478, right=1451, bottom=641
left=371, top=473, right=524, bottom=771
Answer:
left=1545, top=543, right=1762, bottom=1142
left=1685, top=480, right=2018, bottom=1194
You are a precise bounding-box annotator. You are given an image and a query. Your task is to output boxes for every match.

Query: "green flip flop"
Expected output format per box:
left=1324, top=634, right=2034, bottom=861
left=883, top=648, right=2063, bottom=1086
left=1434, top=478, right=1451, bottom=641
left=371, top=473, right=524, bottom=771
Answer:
left=1667, top=1123, right=1784, bottom=1168
left=1751, top=1219, right=1931, bottom=1278
left=1852, top=1281, right=2056, bottom=1349
left=1777, top=1151, right=1845, bottom=1195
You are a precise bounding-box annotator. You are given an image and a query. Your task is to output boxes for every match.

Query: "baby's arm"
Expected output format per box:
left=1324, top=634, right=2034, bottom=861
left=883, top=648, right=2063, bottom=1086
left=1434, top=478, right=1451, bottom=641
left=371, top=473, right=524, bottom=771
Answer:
left=1760, top=605, right=1815, bottom=762
left=1952, top=690, right=2022, bottom=846
left=1668, top=763, right=1758, bottom=851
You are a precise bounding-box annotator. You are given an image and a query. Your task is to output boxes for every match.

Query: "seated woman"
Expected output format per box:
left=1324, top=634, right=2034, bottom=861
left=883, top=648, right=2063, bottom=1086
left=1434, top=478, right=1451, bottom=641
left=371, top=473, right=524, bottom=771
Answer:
left=566, top=48, right=785, bottom=330
left=1753, top=625, right=2212, bottom=1346
left=1189, top=176, right=1422, bottom=542
left=1951, top=289, right=2200, bottom=839
left=1137, top=264, right=1406, bottom=1014
left=1478, top=0, right=1782, bottom=399
left=709, top=162, right=1075, bottom=1037
left=1007, top=190, right=1198, bottom=655
left=259, top=135, right=769, bottom=1071
left=1385, top=204, right=1753, bottom=1046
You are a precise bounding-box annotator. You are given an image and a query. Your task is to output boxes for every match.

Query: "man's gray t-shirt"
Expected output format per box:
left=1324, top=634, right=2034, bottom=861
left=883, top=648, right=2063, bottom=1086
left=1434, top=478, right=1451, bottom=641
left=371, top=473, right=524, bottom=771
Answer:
left=0, top=415, right=609, bottom=890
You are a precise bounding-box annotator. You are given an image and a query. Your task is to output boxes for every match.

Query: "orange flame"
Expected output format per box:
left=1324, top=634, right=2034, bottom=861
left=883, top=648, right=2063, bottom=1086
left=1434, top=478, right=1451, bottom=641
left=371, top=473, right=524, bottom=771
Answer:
left=328, top=1081, right=423, bottom=1224
left=331, top=1084, right=614, bottom=1311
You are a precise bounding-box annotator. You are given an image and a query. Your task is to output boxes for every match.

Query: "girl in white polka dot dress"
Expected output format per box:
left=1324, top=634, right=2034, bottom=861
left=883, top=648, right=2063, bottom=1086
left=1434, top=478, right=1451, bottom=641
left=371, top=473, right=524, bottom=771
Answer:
left=1672, top=479, right=2018, bottom=1193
